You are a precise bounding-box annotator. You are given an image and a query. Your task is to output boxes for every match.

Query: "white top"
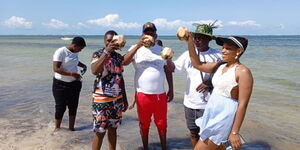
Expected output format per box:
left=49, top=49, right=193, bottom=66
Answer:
left=173, top=48, right=221, bottom=109
left=128, top=44, right=166, bottom=94
left=212, top=64, right=238, bottom=98
left=53, top=47, right=79, bottom=82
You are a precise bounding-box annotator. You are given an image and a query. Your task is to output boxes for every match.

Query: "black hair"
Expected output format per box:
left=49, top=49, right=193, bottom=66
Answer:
left=234, top=36, right=248, bottom=57
left=104, top=30, right=118, bottom=39
left=72, top=36, right=86, bottom=47
left=155, top=40, right=163, bottom=46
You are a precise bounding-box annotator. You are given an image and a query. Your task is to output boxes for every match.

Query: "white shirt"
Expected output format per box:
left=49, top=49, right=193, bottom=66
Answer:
left=173, top=48, right=221, bottom=109
left=128, top=44, right=166, bottom=94
left=53, top=47, right=79, bottom=82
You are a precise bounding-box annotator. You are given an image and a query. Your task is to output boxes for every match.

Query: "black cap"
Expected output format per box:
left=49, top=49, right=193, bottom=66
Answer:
left=142, top=22, right=157, bottom=33
left=216, top=36, right=248, bottom=51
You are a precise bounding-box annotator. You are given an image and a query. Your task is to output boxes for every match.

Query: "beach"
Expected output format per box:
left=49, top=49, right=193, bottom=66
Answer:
left=0, top=35, right=299, bottom=150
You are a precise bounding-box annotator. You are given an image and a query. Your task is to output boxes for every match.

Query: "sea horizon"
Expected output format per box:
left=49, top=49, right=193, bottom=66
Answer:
left=1, top=34, right=300, bottom=36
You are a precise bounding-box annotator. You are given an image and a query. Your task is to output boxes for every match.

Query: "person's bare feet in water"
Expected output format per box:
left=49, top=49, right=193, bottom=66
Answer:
left=53, top=127, right=60, bottom=132
left=69, top=128, right=75, bottom=131
left=69, top=115, right=76, bottom=131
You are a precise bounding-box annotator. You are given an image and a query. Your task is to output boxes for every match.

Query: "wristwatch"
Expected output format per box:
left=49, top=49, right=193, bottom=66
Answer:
left=232, top=132, right=239, bottom=135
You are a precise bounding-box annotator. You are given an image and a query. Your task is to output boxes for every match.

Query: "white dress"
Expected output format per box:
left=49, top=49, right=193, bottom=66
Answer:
left=195, top=63, right=239, bottom=145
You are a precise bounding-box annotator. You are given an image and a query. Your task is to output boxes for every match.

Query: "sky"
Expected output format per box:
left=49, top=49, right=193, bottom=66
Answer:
left=0, top=0, right=299, bottom=35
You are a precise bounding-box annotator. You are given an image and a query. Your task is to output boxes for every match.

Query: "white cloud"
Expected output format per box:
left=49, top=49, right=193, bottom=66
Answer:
left=86, top=14, right=222, bottom=31
left=87, top=14, right=139, bottom=28
left=278, top=24, right=285, bottom=29
left=227, top=20, right=261, bottom=27
left=114, top=21, right=140, bottom=28
left=4, top=16, right=32, bottom=29
left=74, top=22, right=89, bottom=29
left=43, top=19, right=69, bottom=29
left=152, top=18, right=187, bottom=28
left=152, top=18, right=223, bottom=30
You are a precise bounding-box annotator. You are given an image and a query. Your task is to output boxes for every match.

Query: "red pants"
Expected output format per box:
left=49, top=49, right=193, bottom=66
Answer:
left=136, top=92, right=167, bottom=136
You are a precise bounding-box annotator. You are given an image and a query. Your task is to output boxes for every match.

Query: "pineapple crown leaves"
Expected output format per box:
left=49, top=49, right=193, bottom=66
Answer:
left=192, top=20, right=219, bottom=29
left=193, top=20, right=218, bottom=34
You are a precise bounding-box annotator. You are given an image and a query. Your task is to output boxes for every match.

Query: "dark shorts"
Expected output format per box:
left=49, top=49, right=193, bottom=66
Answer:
left=92, top=98, right=124, bottom=133
left=52, top=78, right=82, bottom=119
left=184, top=106, right=204, bottom=134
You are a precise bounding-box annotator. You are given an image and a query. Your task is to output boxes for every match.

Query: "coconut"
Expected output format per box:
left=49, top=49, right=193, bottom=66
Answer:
left=161, top=47, right=174, bottom=59
left=177, top=26, right=189, bottom=41
left=112, top=35, right=126, bottom=49
left=143, top=35, right=154, bottom=48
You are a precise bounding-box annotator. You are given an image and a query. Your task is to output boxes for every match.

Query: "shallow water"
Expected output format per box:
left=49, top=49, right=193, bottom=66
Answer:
left=0, top=35, right=299, bottom=150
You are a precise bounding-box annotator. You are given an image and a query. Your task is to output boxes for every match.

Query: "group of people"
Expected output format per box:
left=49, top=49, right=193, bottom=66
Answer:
left=52, top=21, right=253, bottom=150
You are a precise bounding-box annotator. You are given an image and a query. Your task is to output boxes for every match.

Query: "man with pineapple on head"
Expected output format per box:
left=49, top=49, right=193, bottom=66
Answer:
left=172, top=21, right=222, bottom=148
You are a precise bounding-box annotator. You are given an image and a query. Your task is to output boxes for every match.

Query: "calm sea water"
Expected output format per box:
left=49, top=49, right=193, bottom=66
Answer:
left=0, top=35, right=299, bottom=149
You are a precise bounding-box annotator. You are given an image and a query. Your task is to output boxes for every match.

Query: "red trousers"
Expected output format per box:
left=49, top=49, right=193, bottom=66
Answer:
left=136, top=92, right=167, bottom=136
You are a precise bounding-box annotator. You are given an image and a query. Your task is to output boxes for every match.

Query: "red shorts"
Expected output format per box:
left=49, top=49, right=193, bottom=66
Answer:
left=136, top=92, right=167, bottom=136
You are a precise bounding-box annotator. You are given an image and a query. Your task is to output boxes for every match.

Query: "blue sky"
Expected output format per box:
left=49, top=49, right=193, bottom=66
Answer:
left=1, top=0, right=299, bottom=35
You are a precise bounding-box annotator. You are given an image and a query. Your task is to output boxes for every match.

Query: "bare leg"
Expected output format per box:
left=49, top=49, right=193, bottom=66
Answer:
left=54, top=119, right=62, bottom=131
left=92, top=132, right=106, bottom=150
left=69, top=115, right=76, bottom=131
left=190, top=132, right=199, bottom=149
left=159, top=134, right=167, bottom=150
left=141, top=135, right=149, bottom=150
left=194, top=139, right=219, bottom=150
left=107, top=127, right=117, bottom=150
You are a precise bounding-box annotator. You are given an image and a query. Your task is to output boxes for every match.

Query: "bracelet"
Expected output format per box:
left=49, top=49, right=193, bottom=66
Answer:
left=103, top=49, right=110, bottom=55
left=231, top=132, right=239, bottom=135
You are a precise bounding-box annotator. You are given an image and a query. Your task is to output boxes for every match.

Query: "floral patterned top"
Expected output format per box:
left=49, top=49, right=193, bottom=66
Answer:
left=91, top=48, right=125, bottom=103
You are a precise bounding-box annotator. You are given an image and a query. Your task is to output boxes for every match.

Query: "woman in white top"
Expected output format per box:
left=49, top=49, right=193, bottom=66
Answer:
left=185, top=32, right=253, bottom=150
left=52, top=37, right=87, bottom=131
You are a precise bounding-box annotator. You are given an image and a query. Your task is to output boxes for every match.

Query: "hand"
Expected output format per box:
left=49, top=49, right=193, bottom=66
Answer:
left=229, top=133, right=242, bottom=150
left=71, top=72, right=82, bottom=80
left=128, top=103, right=135, bottom=110
left=136, top=35, right=146, bottom=48
left=106, top=39, right=119, bottom=53
left=167, top=90, right=174, bottom=102
left=186, top=32, right=193, bottom=43
left=196, top=83, right=209, bottom=93
left=81, top=65, right=87, bottom=75
left=137, top=34, right=153, bottom=48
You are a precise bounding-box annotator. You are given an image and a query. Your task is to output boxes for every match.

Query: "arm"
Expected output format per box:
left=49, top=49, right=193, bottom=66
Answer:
left=186, top=33, right=219, bottom=73
left=164, top=62, right=174, bottom=102
left=122, top=35, right=145, bottom=66
left=166, top=52, right=187, bottom=73
left=229, top=66, right=253, bottom=149
left=164, top=59, right=175, bottom=73
left=91, top=42, right=118, bottom=75
left=53, top=61, right=81, bottom=80
left=120, top=77, right=128, bottom=112
left=90, top=51, right=109, bottom=75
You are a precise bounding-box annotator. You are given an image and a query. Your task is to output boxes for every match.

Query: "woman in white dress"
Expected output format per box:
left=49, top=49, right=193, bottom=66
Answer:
left=185, top=32, right=253, bottom=150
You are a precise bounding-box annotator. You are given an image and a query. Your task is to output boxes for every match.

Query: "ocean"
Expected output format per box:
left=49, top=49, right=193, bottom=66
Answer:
left=0, top=35, right=299, bottom=150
